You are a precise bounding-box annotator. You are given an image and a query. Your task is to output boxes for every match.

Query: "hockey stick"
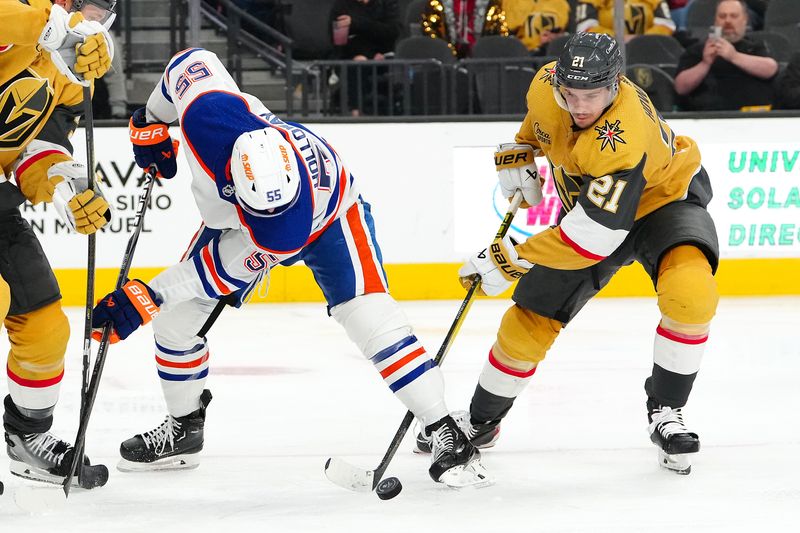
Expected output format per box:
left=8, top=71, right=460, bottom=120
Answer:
left=62, top=166, right=158, bottom=496
left=79, top=85, right=95, bottom=427
left=324, top=190, right=524, bottom=493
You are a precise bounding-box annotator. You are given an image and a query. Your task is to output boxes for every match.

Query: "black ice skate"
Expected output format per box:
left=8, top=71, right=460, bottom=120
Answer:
left=118, top=390, right=211, bottom=472
left=415, top=410, right=500, bottom=453
left=5, top=431, right=108, bottom=489
left=647, top=398, right=700, bottom=475
left=426, top=415, right=493, bottom=488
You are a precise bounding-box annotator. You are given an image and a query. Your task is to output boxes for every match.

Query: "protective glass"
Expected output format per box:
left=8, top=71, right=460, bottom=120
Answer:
left=70, top=0, right=117, bottom=27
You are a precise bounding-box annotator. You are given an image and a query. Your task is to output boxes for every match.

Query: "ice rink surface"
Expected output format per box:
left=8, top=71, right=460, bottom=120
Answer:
left=0, top=296, right=798, bottom=532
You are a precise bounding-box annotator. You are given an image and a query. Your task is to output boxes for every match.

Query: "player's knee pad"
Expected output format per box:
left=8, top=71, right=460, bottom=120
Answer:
left=330, top=292, right=412, bottom=358
left=495, top=304, right=562, bottom=367
left=5, top=301, right=69, bottom=377
left=152, top=298, right=218, bottom=349
left=657, top=245, right=719, bottom=328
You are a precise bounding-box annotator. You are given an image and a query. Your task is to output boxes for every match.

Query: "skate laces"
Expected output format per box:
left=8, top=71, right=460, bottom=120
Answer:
left=649, top=406, right=692, bottom=438
left=451, top=411, right=478, bottom=440
left=430, top=421, right=457, bottom=463
left=141, top=416, right=182, bottom=454
left=23, top=432, right=71, bottom=465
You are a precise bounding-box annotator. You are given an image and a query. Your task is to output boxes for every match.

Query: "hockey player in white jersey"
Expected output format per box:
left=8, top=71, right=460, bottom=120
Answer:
left=90, top=48, right=486, bottom=488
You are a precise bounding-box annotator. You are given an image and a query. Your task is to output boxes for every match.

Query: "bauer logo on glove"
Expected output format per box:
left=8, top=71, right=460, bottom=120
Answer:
left=92, top=279, right=162, bottom=343
left=494, top=143, right=544, bottom=209
left=129, top=107, right=179, bottom=179
left=459, top=235, right=534, bottom=296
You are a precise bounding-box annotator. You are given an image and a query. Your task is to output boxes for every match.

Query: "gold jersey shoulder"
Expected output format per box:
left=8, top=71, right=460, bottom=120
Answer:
left=0, top=0, right=83, bottom=169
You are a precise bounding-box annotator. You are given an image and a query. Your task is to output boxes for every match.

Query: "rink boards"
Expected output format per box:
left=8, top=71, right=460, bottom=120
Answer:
left=26, top=118, right=800, bottom=303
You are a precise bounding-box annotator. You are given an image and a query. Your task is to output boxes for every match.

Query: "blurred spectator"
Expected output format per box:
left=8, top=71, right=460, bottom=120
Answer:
left=503, top=0, right=571, bottom=53
left=776, top=52, right=800, bottom=109
left=329, top=0, right=401, bottom=115
left=674, top=0, right=778, bottom=110
left=669, top=0, right=693, bottom=31
left=576, top=0, right=676, bottom=42
left=330, top=0, right=401, bottom=59
left=422, top=0, right=508, bottom=57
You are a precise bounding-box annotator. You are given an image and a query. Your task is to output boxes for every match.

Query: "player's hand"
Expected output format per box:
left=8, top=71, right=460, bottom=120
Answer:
left=458, top=235, right=533, bottom=296
left=129, top=107, right=179, bottom=179
left=495, top=143, right=543, bottom=208
left=38, top=4, right=114, bottom=85
left=48, top=161, right=111, bottom=235
left=92, top=280, right=162, bottom=343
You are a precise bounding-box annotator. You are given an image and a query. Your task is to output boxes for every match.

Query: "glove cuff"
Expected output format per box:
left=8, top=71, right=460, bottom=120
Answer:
left=495, top=144, right=536, bottom=171
left=490, top=238, right=532, bottom=282
left=129, top=113, right=170, bottom=146
left=122, top=280, right=162, bottom=324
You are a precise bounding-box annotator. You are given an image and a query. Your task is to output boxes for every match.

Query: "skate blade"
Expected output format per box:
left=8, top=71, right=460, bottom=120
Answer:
left=9, top=460, right=80, bottom=488
left=117, top=454, right=200, bottom=472
left=440, top=457, right=495, bottom=489
left=658, top=449, right=692, bottom=475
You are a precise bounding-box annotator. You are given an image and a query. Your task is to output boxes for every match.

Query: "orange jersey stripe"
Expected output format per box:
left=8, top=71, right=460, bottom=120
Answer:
left=155, top=352, right=209, bottom=369
left=202, top=246, right=230, bottom=294
left=379, top=347, right=426, bottom=379
left=346, top=204, right=385, bottom=294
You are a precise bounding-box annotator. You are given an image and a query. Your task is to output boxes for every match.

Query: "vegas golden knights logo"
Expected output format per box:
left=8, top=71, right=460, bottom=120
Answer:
left=550, top=164, right=583, bottom=211
left=527, top=13, right=558, bottom=37
left=625, top=4, right=646, bottom=35
left=0, top=69, right=53, bottom=150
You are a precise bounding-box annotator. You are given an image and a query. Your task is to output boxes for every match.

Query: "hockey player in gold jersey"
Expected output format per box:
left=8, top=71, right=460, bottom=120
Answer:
left=576, top=0, right=675, bottom=40
left=0, top=0, right=115, bottom=488
left=419, top=32, right=718, bottom=475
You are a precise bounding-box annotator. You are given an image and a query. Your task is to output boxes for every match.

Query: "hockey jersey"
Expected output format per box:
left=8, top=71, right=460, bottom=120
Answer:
left=0, top=0, right=85, bottom=209
left=576, top=0, right=675, bottom=36
left=503, top=0, right=571, bottom=51
left=144, top=48, right=358, bottom=308
left=511, top=61, right=701, bottom=270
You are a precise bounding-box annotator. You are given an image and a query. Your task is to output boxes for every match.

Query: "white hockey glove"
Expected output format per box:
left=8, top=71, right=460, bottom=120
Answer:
left=49, top=161, right=112, bottom=235
left=494, top=143, right=543, bottom=208
left=459, top=235, right=533, bottom=296
left=38, top=4, right=114, bottom=85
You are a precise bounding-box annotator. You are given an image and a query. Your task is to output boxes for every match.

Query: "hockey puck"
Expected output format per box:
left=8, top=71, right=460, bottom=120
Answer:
left=375, top=476, right=402, bottom=500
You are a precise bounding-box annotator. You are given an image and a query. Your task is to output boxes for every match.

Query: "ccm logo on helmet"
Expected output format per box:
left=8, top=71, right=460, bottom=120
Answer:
left=566, top=74, right=590, bottom=81
left=241, top=153, right=255, bottom=181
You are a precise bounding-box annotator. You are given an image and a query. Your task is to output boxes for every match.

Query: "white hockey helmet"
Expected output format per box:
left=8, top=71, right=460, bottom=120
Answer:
left=230, top=128, right=301, bottom=214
